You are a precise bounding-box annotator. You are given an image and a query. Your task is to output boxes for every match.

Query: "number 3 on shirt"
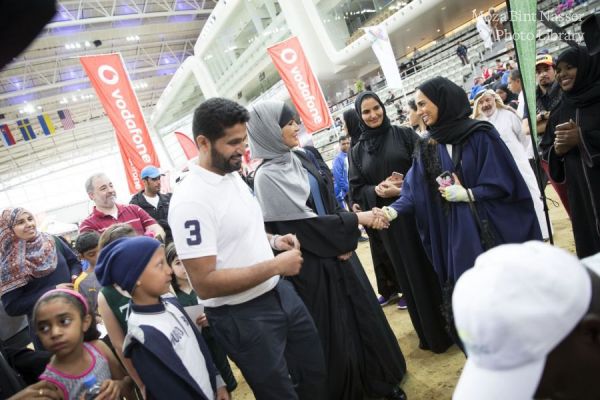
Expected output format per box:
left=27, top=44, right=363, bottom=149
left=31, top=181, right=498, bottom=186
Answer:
left=184, top=220, right=201, bottom=245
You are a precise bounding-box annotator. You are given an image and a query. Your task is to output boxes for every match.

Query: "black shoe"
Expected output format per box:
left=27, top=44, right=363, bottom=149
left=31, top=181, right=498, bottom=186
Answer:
left=386, top=386, right=407, bottom=400
left=419, top=341, right=431, bottom=351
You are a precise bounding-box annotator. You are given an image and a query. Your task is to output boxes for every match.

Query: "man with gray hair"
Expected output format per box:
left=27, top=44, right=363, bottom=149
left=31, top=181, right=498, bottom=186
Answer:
left=79, top=173, right=164, bottom=239
left=472, top=90, right=549, bottom=240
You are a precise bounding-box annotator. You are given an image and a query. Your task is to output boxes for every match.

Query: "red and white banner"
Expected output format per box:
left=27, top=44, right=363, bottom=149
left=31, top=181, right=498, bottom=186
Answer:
left=174, top=131, right=199, bottom=160
left=267, top=37, right=332, bottom=133
left=80, top=54, right=160, bottom=194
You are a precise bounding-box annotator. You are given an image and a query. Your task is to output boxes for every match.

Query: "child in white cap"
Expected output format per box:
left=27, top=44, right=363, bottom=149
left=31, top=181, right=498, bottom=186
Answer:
left=452, top=241, right=600, bottom=400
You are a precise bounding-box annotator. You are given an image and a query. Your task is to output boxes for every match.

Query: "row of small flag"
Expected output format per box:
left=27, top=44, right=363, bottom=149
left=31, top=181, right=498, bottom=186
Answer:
left=0, top=110, right=75, bottom=148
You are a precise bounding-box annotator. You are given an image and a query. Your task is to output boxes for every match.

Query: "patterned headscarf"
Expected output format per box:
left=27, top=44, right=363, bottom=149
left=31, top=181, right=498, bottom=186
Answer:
left=0, top=208, right=57, bottom=294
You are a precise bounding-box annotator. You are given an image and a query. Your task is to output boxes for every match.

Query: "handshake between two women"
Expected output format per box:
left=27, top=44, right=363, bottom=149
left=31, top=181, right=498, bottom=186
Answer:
left=355, top=208, right=394, bottom=230
left=352, top=171, right=403, bottom=230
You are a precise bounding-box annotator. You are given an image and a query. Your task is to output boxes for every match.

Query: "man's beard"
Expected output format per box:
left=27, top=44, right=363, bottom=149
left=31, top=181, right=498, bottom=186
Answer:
left=211, top=147, right=242, bottom=174
left=482, top=106, right=495, bottom=117
left=101, top=195, right=116, bottom=208
left=150, top=185, right=161, bottom=194
left=540, top=80, right=553, bottom=90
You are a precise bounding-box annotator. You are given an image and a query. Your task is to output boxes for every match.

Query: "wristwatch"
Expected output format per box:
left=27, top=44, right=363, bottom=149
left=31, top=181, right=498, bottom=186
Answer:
left=269, top=234, right=280, bottom=250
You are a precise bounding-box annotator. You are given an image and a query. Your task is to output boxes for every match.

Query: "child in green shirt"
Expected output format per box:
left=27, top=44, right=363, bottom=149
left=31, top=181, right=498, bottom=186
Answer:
left=166, top=243, right=238, bottom=393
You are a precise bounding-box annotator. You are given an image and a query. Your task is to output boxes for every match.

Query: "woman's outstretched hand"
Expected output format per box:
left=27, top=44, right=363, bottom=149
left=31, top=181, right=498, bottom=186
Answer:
left=378, top=206, right=398, bottom=222
left=357, top=210, right=390, bottom=230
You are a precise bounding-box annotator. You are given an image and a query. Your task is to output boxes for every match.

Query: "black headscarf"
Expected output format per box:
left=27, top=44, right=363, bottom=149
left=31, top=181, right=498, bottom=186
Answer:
left=278, top=103, right=295, bottom=128
left=582, top=13, right=600, bottom=56
left=417, top=77, right=494, bottom=144
left=495, top=84, right=518, bottom=105
left=414, top=78, right=493, bottom=207
left=354, top=91, right=392, bottom=154
left=556, top=45, right=600, bottom=108
left=342, top=108, right=362, bottom=147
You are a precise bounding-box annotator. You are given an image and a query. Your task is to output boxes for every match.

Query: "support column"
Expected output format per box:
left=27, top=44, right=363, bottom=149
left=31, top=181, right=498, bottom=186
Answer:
left=192, top=57, right=219, bottom=97
left=245, top=0, right=264, bottom=34
left=278, top=0, right=336, bottom=78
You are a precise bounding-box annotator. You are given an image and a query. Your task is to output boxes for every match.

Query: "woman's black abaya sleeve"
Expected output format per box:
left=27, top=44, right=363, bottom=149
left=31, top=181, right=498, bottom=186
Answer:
left=348, top=149, right=377, bottom=210
left=266, top=213, right=361, bottom=258
left=541, top=108, right=567, bottom=183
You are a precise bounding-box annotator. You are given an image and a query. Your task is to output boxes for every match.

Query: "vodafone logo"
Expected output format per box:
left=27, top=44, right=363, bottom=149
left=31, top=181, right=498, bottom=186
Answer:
left=81, top=54, right=160, bottom=193
left=98, top=65, right=119, bottom=85
left=280, top=48, right=298, bottom=64
left=97, top=62, right=152, bottom=163
left=278, top=46, right=323, bottom=125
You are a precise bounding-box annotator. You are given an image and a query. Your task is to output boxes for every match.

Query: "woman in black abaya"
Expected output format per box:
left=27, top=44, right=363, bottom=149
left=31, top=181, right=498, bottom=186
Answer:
left=349, top=91, right=453, bottom=353
left=247, top=100, right=407, bottom=400
left=541, top=46, right=600, bottom=257
left=344, top=108, right=400, bottom=305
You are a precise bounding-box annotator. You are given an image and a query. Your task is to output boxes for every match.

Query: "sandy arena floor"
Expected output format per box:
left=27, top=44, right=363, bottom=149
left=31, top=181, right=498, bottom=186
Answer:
left=228, top=185, right=574, bottom=400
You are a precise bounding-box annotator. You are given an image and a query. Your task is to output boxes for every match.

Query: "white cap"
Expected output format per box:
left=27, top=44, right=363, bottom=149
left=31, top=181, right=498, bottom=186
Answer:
left=452, top=241, right=592, bottom=400
left=581, top=252, right=600, bottom=277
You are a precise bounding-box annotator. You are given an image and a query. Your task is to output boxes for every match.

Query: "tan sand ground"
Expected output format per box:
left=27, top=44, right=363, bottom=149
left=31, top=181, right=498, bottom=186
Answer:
left=228, top=185, right=574, bottom=400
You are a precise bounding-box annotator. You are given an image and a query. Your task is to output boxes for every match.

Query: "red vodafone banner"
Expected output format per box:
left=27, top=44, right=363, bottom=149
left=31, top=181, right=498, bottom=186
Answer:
left=267, top=37, right=332, bottom=133
left=174, top=131, right=199, bottom=160
left=80, top=54, right=159, bottom=194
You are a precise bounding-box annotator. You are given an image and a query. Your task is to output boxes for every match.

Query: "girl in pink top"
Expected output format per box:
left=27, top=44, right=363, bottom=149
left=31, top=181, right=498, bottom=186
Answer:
left=35, top=288, right=133, bottom=400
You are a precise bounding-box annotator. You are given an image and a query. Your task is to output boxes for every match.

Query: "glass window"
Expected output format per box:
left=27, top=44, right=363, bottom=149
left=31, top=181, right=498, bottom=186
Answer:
left=201, top=0, right=286, bottom=82
left=314, top=0, right=407, bottom=50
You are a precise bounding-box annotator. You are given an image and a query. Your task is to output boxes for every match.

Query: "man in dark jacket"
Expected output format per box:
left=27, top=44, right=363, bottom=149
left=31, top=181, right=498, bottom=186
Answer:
left=130, top=165, right=173, bottom=243
left=456, top=41, right=469, bottom=65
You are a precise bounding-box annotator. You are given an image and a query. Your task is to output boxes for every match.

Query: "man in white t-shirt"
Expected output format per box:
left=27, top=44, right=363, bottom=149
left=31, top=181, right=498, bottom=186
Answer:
left=169, top=98, right=326, bottom=400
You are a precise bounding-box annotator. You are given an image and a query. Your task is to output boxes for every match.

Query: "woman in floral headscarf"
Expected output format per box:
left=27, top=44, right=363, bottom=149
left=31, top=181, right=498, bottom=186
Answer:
left=0, top=208, right=81, bottom=347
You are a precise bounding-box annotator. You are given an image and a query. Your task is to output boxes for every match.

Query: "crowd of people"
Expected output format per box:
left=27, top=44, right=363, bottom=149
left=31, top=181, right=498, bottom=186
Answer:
left=2, top=7, right=600, bottom=400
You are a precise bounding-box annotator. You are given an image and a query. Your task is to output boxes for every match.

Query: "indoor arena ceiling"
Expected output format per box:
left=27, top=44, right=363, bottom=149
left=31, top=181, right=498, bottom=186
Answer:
left=0, top=0, right=498, bottom=190
left=0, top=0, right=215, bottom=191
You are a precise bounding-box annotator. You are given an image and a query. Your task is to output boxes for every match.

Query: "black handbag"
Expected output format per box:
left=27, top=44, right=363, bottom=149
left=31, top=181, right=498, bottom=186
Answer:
left=452, top=145, right=497, bottom=251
